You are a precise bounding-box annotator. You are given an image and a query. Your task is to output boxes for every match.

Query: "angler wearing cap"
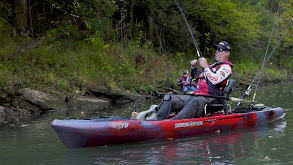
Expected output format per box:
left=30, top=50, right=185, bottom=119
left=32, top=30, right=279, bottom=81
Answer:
left=177, top=70, right=195, bottom=92
left=157, top=41, right=233, bottom=120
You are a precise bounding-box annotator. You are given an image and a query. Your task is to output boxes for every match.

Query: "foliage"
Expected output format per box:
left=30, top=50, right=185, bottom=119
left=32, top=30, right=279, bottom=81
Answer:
left=0, top=0, right=292, bottom=95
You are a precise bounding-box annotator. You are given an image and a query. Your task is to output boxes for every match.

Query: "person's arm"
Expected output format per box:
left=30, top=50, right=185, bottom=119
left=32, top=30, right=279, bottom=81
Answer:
left=191, top=67, right=200, bottom=79
left=204, top=64, right=232, bottom=85
left=189, top=77, right=194, bottom=86
left=190, top=59, right=200, bottom=79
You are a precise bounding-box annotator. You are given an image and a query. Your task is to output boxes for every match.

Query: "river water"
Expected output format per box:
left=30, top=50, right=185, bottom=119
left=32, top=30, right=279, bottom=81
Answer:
left=0, top=84, right=292, bottom=165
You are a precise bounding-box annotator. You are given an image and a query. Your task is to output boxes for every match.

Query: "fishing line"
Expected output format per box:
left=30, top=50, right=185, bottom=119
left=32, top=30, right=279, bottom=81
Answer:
left=174, top=0, right=201, bottom=58
left=237, top=20, right=293, bottom=108
left=252, top=6, right=280, bottom=105
left=253, top=21, right=292, bottom=88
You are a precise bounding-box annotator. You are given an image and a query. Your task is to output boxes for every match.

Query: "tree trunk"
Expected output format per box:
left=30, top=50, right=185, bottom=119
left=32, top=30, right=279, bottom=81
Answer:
left=128, top=0, right=134, bottom=40
left=286, top=46, right=292, bottom=56
left=147, top=13, right=154, bottom=42
left=13, top=0, right=28, bottom=36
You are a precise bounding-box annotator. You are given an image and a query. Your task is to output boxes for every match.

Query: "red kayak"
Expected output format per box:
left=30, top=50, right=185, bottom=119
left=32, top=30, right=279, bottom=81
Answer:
left=51, top=106, right=285, bottom=149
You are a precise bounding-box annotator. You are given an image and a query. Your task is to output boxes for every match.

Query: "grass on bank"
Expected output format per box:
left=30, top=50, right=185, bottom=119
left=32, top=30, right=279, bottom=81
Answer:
left=0, top=37, right=292, bottom=96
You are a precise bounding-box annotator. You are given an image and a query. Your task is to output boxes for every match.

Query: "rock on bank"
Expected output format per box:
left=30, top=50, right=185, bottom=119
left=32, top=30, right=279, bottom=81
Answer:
left=0, top=86, right=149, bottom=124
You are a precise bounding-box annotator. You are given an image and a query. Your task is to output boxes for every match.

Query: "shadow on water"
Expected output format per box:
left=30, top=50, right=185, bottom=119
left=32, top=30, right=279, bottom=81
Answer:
left=62, top=119, right=287, bottom=165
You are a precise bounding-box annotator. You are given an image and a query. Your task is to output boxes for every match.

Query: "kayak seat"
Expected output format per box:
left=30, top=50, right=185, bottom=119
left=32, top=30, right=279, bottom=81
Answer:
left=204, top=79, right=235, bottom=116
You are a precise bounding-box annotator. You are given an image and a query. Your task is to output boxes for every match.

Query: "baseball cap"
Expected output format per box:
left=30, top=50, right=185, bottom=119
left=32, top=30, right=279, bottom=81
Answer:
left=214, top=41, right=232, bottom=52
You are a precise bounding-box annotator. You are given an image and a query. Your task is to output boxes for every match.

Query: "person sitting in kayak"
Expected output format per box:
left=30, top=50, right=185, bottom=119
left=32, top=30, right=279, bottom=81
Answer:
left=157, top=41, right=233, bottom=120
left=178, top=70, right=195, bottom=92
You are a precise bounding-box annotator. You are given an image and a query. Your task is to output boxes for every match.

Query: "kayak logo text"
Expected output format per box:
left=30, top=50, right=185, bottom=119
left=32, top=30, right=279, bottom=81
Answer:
left=110, top=122, right=129, bottom=129
left=175, top=121, right=203, bottom=128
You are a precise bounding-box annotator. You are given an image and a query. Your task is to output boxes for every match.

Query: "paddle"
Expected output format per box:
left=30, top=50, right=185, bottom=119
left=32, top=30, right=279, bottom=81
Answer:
left=229, top=97, right=251, bottom=103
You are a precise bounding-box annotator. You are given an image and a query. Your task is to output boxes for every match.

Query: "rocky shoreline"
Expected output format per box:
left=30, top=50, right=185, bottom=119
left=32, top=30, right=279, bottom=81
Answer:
left=0, top=85, right=153, bottom=125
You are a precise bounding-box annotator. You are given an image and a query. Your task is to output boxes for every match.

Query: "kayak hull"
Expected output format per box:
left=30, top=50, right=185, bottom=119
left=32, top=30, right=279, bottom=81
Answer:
left=51, top=107, right=285, bottom=149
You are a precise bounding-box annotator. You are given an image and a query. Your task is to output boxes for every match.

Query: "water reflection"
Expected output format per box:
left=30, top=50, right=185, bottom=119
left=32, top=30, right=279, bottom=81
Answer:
left=62, top=119, right=287, bottom=165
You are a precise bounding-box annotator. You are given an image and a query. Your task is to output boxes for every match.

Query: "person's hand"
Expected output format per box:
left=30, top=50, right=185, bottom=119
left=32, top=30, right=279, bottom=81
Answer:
left=186, top=81, right=190, bottom=85
left=199, top=58, right=208, bottom=68
left=182, top=81, right=186, bottom=84
left=191, top=59, right=198, bottom=68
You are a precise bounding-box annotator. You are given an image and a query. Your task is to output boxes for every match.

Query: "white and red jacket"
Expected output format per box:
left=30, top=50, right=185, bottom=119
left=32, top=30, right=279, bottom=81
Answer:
left=192, top=61, right=233, bottom=96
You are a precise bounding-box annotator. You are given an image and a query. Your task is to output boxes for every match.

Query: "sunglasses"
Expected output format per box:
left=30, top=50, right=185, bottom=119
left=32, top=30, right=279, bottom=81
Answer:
left=217, top=48, right=226, bottom=52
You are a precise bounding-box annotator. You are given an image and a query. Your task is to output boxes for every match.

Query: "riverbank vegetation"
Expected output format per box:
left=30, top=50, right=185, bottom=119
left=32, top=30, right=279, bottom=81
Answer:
left=0, top=0, right=292, bottom=97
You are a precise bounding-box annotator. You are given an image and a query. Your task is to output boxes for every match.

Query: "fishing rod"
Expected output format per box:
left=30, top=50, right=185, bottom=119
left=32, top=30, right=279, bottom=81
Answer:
left=244, top=7, right=279, bottom=107
left=174, top=0, right=201, bottom=58
left=236, top=20, right=293, bottom=109
left=251, top=6, right=280, bottom=106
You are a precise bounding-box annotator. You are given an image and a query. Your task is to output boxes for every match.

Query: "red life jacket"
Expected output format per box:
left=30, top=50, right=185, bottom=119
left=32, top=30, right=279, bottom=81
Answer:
left=193, top=61, right=233, bottom=96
